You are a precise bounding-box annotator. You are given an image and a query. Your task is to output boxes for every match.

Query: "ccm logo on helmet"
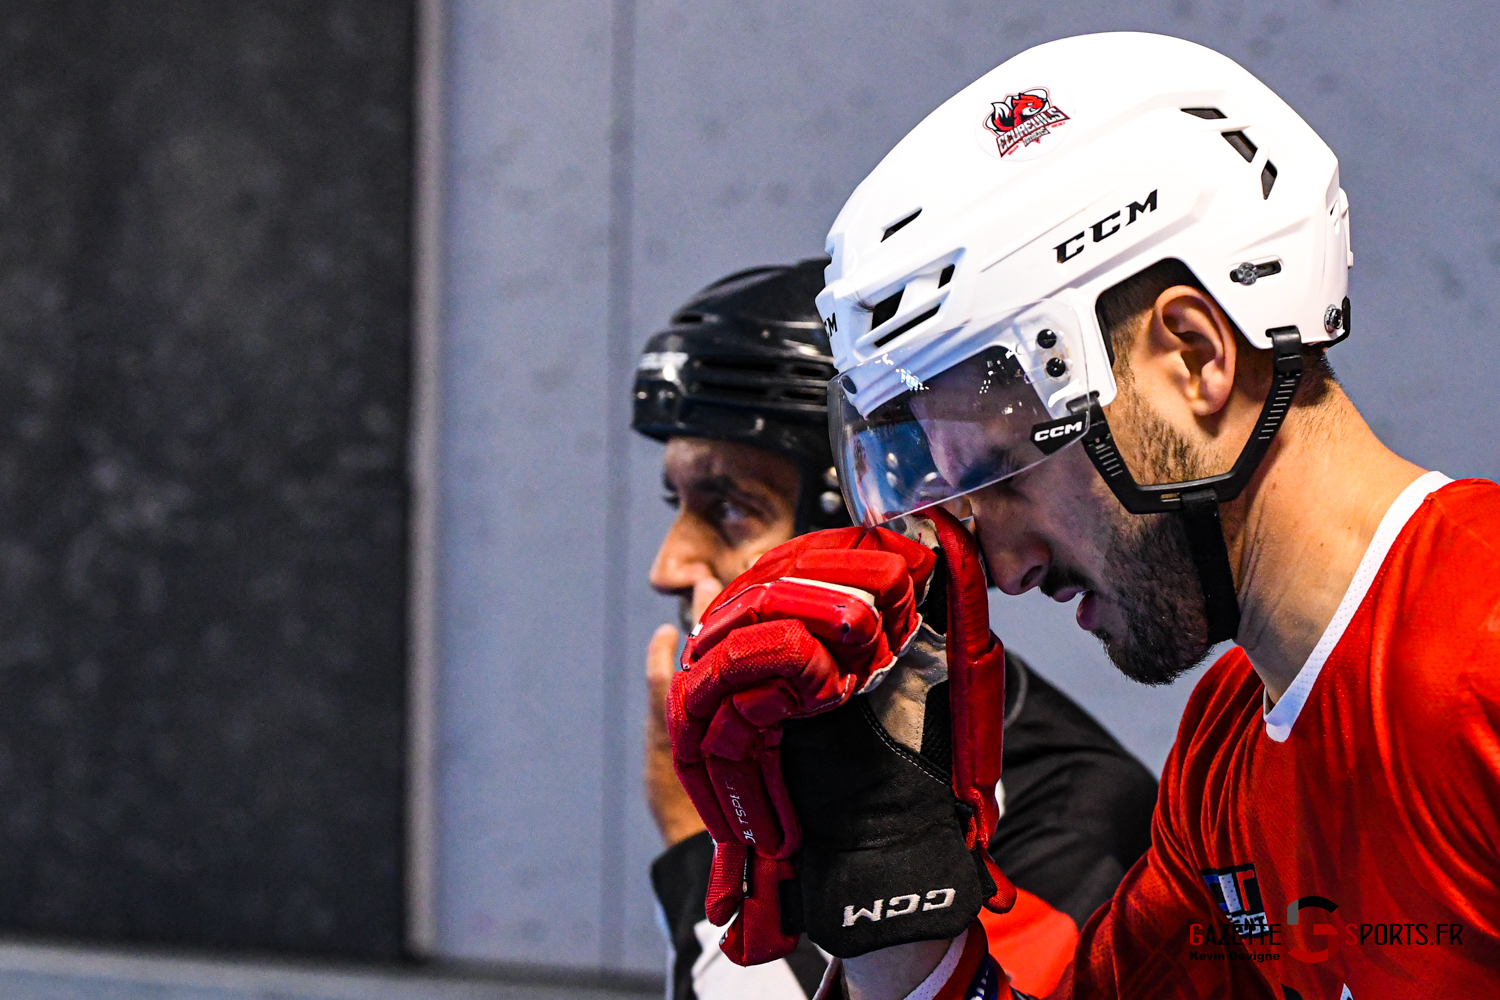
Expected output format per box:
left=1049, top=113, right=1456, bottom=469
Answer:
left=1055, top=189, right=1158, bottom=263
left=843, top=888, right=956, bottom=926
left=1034, top=420, right=1083, bottom=443
left=1031, top=414, right=1087, bottom=455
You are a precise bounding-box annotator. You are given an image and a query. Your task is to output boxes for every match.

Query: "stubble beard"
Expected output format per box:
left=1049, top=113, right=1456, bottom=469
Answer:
left=1092, top=505, right=1213, bottom=686
left=1089, top=397, right=1219, bottom=686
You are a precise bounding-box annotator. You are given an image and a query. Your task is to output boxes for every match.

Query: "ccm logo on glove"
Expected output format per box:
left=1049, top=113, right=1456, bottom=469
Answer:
left=724, top=779, right=756, bottom=845
left=842, top=887, right=956, bottom=926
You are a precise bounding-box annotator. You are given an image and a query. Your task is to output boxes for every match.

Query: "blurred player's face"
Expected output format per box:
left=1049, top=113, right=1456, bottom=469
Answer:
left=650, top=437, right=800, bottom=631
left=961, top=389, right=1213, bottom=686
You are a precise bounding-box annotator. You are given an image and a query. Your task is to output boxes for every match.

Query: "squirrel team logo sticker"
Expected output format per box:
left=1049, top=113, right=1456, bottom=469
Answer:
left=984, top=88, right=1070, bottom=157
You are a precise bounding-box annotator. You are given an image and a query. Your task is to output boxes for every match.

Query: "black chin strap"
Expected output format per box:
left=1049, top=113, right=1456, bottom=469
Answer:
left=1079, top=327, right=1307, bottom=645
left=1180, top=489, right=1241, bottom=643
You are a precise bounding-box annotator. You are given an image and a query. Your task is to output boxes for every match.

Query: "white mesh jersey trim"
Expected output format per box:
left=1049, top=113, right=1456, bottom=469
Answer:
left=905, top=927, right=969, bottom=1000
left=811, top=931, right=970, bottom=1000
left=1262, top=470, right=1452, bottom=743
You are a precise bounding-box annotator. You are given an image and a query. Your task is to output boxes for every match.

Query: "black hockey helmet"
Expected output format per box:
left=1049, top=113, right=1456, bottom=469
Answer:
left=632, top=257, right=850, bottom=532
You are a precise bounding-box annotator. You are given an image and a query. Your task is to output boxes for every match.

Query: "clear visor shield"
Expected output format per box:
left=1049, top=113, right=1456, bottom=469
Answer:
left=830, top=303, right=1092, bottom=527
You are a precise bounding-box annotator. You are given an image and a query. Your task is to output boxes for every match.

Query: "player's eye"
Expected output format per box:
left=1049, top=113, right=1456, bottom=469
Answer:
left=714, top=499, right=750, bottom=527
left=709, top=497, right=768, bottom=548
left=661, top=490, right=681, bottom=509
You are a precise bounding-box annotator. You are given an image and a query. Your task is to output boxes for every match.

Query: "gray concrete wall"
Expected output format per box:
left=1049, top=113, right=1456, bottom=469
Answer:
left=0, top=0, right=412, bottom=961
left=432, top=0, right=1500, bottom=975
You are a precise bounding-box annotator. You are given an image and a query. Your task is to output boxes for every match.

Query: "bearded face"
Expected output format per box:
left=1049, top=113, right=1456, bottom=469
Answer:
left=962, top=392, right=1217, bottom=688
left=1087, top=392, right=1217, bottom=684
left=1088, top=500, right=1212, bottom=686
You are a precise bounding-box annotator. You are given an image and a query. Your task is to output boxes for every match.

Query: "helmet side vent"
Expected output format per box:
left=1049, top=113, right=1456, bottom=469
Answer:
left=685, top=366, right=775, bottom=404
left=881, top=209, right=922, bottom=241
left=872, top=305, right=940, bottom=349
left=938, top=264, right=955, bottom=288
left=688, top=358, right=835, bottom=406
left=1181, top=107, right=1227, bottom=119
left=1221, top=130, right=1257, bottom=162
left=869, top=287, right=904, bottom=330
left=1261, top=161, right=1278, bottom=199
left=674, top=312, right=706, bottom=325
left=695, top=357, right=777, bottom=377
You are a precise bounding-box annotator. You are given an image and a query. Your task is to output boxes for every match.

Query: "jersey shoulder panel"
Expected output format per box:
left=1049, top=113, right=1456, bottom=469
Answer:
left=1424, top=477, right=1500, bottom=555
left=1335, top=477, right=1500, bottom=926
left=1367, top=478, right=1500, bottom=727
left=979, top=887, right=1076, bottom=998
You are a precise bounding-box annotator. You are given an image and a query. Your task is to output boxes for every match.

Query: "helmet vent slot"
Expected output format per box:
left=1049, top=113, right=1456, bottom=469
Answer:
left=1221, top=130, right=1257, bottom=162
left=689, top=358, right=836, bottom=404
left=938, top=264, right=955, bottom=288
left=696, top=358, right=778, bottom=376
left=689, top=382, right=771, bottom=404
left=1261, top=161, right=1278, bottom=199
left=881, top=209, right=922, bottom=241
left=1181, top=107, right=1227, bottom=119
left=872, top=305, right=940, bottom=349
left=674, top=312, right=706, bottom=325
left=869, top=287, right=904, bottom=330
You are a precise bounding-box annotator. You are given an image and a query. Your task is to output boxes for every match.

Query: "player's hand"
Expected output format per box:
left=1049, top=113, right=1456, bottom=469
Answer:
left=773, top=507, right=1014, bottom=961
left=646, top=624, right=706, bottom=846
left=645, top=579, right=724, bottom=847
left=666, top=526, right=938, bottom=964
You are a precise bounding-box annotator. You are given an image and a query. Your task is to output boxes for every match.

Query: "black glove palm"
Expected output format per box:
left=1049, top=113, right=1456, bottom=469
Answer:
left=779, top=675, right=998, bottom=958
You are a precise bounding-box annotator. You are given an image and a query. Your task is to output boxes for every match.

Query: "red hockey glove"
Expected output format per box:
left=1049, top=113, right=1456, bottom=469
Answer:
left=778, top=506, right=1017, bottom=957
left=667, top=526, right=937, bottom=964
left=666, top=509, right=1016, bottom=965
left=927, top=506, right=1013, bottom=910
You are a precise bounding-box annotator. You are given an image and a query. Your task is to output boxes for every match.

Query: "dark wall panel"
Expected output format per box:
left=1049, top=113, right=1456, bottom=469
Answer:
left=0, top=1, right=411, bottom=958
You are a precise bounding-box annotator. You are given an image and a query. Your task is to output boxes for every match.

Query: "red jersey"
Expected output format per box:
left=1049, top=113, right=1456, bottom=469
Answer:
left=1057, top=473, right=1500, bottom=998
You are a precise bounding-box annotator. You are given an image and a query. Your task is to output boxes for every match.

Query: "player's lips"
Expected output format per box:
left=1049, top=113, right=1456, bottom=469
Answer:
left=1076, top=591, right=1101, bottom=632
left=1049, top=584, right=1084, bottom=603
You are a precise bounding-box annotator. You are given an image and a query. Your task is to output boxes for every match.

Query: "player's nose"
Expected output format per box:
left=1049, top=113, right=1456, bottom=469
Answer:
left=967, top=489, right=1051, bottom=596
left=649, top=513, right=716, bottom=596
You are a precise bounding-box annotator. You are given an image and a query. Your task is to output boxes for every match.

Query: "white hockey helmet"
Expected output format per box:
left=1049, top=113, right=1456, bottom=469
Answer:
left=816, top=32, right=1352, bottom=538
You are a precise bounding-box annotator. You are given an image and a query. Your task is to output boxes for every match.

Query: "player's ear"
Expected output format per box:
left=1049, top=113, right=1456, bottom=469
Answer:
left=1142, top=284, right=1239, bottom=419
